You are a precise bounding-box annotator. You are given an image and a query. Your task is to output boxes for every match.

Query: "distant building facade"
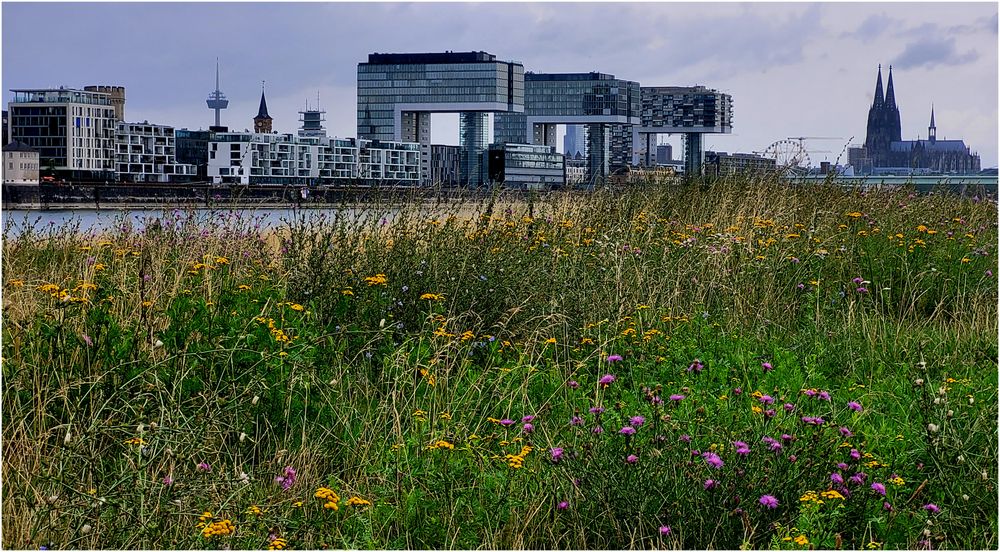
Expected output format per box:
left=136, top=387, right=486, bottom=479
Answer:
left=486, top=143, right=565, bottom=190
left=253, top=86, right=273, bottom=134
left=175, top=129, right=214, bottom=180
left=705, top=151, right=776, bottom=176
left=656, top=144, right=673, bottom=164
left=563, top=124, right=585, bottom=157
left=7, top=87, right=119, bottom=179
left=3, top=141, right=40, bottom=184
left=115, top=122, right=197, bottom=183
left=860, top=66, right=980, bottom=175
left=430, top=144, right=460, bottom=187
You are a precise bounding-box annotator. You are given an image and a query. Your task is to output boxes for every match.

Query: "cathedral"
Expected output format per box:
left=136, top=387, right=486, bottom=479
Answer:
left=853, top=65, right=980, bottom=175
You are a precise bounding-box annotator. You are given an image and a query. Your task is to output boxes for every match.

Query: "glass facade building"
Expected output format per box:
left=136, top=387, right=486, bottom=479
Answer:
left=635, top=86, right=733, bottom=175
left=486, top=143, right=565, bottom=190
left=494, top=72, right=640, bottom=184
left=356, top=51, right=524, bottom=185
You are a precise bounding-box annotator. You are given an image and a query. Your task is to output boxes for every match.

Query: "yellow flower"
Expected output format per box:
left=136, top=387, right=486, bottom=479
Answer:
left=439, top=412, right=452, bottom=420
left=315, top=487, right=339, bottom=502
left=793, top=534, right=809, bottom=546
left=960, top=257, right=971, bottom=264
left=347, top=496, right=372, bottom=507
left=420, top=293, right=444, bottom=301
left=323, top=501, right=339, bottom=511
left=820, top=490, right=845, bottom=500
left=123, top=437, right=146, bottom=446
left=201, top=519, right=235, bottom=538
left=866, top=542, right=882, bottom=549
left=289, top=303, right=305, bottom=311
left=215, top=257, right=229, bottom=265
left=364, top=274, right=388, bottom=286
left=846, top=212, right=862, bottom=218
left=246, top=505, right=263, bottom=516
left=269, top=537, right=288, bottom=550
left=544, top=337, right=557, bottom=344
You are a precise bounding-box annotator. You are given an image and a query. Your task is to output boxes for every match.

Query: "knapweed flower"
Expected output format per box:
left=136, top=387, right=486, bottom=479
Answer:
left=629, top=415, right=646, bottom=427
left=733, top=387, right=743, bottom=395
left=703, top=452, right=724, bottom=469
left=275, top=466, right=297, bottom=491
left=923, top=503, right=940, bottom=514
left=163, top=475, right=175, bottom=486
left=759, top=495, right=779, bottom=509
left=762, top=362, right=773, bottom=373
left=781, top=434, right=793, bottom=442
left=619, top=426, right=636, bottom=436
left=688, top=360, right=704, bottom=373
left=599, top=374, right=616, bottom=387
left=196, top=462, right=212, bottom=472
left=840, top=427, right=854, bottom=437
left=818, top=391, right=831, bottom=401
left=669, top=394, right=685, bottom=402
left=557, top=501, right=569, bottom=511
left=783, top=403, right=795, bottom=412
left=883, top=502, right=894, bottom=511
left=592, top=425, right=604, bottom=434
left=589, top=406, right=605, bottom=414
left=848, top=401, right=863, bottom=412
left=850, top=448, right=862, bottom=460
left=570, top=415, right=584, bottom=426
left=831, top=472, right=844, bottom=485
left=850, top=472, right=867, bottom=485
left=659, top=525, right=672, bottom=536
left=733, top=441, right=751, bottom=455
left=499, top=418, right=515, bottom=427
left=704, top=479, right=718, bottom=490
left=626, top=454, right=639, bottom=464
left=606, top=355, right=623, bottom=363
left=522, top=415, right=535, bottom=423
left=837, top=462, right=850, bottom=470
left=758, top=394, right=774, bottom=405
left=522, top=423, right=534, bottom=434
left=550, top=447, right=564, bottom=462
left=567, top=380, right=580, bottom=389
left=871, top=482, right=886, bottom=496
left=680, top=434, right=691, bottom=443
left=804, top=389, right=817, bottom=398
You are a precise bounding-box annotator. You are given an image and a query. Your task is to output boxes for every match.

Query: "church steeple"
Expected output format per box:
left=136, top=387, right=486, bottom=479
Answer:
left=872, top=64, right=884, bottom=108
left=928, top=104, right=936, bottom=143
left=254, top=81, right=273, bottom=133
left=884, top=65, right=896, bottom=109
left=884, top=65, right=902, bottom=142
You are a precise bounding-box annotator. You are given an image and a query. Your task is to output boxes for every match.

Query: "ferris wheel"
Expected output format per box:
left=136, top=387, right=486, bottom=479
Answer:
left=763, top=140, right=811, bottom=171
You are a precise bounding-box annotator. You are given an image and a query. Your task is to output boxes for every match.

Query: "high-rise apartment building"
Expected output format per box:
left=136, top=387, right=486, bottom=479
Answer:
left=115, top=122, right=197, bottom=182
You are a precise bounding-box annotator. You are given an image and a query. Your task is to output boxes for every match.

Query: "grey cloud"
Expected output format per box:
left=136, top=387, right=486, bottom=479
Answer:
left=893, top=37, right=980, bottom=69
left=841, top=14, right=895, bottom=43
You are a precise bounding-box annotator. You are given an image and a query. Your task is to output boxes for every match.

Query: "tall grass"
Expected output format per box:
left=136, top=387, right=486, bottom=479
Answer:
left=3, top=174, right=997, bottom=549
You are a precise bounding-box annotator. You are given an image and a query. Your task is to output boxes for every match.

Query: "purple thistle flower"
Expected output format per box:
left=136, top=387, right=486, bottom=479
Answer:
left=762, top=362, right=773, bottom=373
left=852, top=277, right=864, bottom=284
left=589, top=406, right=606, bottom=414
left=688, top=360, right=704, bottom=373
left=759, top=494, right=779, bottom=509
left=733, top=387, right=743, bottom=395
left=598, top=374, right=616, bottom=387
left=557, top=501, right=569, bottom=510
left=606, top=354, right=623, bottom=363
left=837, top=462, right=849, bottom=470
left=818, top=390, right=831, bottom=401
left=759, top=395, right=774, bottom=405
left=923, top=503, right=940, bottom=514
left=551, top=447, right=564, bottom=462
left=567, top=380, right=580, bottom=389
left=163, top=474, right=175, bottom=486
left=733, top=441, right=751, bottom=455
left=803, top=389, right=817, bottom=398
left=669, top=394, right=685, bottom=402
left=883, top=502, right=893, bottom=511
left=196, top=462, right=211, bottom=472
left=850, top=449, right=861, bottom=460
left=629, top=415, right=646, bottom=427
left=850, top=472, right=867, bottom=485
left=847, top=401, right=863, bottom=412
left=275, top=466, right=297, bottom=491
left=840, top=427, right=854, bottom=437
left=831, top=473, right=844, bottom=485
left=704, top=479, right=718, bottom=490
left=783, top=403, right=795, bottom=412
left=659, top=525, right=672, bottom=536
left=626, top=454, right=639, bottom=464
left=788, top=455, right=797, bottom=462
left=619, top=426, right=636, bottom=436
left=871, top=482, right=886, bottom=496
left=680, top=434, right=691, bottom=443
left=781, top=434, right=793, bottom=442
left=856, top=287, right=869, bottom=293
left=522, top=423, right=534, bottom=434
left=570, top=415, right=584, bottom=426
left=522, top=415, right=535, bottom=423
left=499, top=418, right=515, bottom=426
left=703, top=452, right=724, bottom=469
left=592, top=425, right=604, bottom=434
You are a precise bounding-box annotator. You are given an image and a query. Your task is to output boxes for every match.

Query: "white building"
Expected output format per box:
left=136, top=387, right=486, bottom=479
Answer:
left=8, top=88, right=119, bottom=178
left=116, top=122, right=196, bottom=182
left=3, top=141, right=40, bottom=184
left=207, top=133, right=420, bottom=186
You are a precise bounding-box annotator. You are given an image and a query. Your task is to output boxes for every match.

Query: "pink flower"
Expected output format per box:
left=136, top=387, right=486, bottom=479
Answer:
left=522, top=415, right=535, bottom=423
left=599, top=374, right=616, bottom=387
left=758, top=394, right=774, bottom=405
left=606, top=355, right=623, bottom=363
left=196, top=462, right=211, bottom=472
left=847, top=401, right=863, bottom=412
left=550, top=447, right=564, bottom=462
left=831, top=473, right=844, bottom=485
left=557, top=501, right=569, bottom=510
left=629, top=415, right=646, bottom=427
left=759, top=494, right=779, bottom=509
left=669, top=394, right=685, bottom=402
left=818, top=391, right=831, bottom=401
left=923, top=503, right=940, bottom=514
left=783, top=403, right=795, bottom=412
left=850, top=449, right=861, bottom=460
left=81, top=334, right=93, bottom=347
left=626, top=454, right=639, bottom=464
left=703, top=452, right=724, bottom=469
left=659, top=525, right=671, bottom=536
left=840, top=427, right=854, bottom=437
left=522, top=423, right=534, bottom=434
left=592, top=426, right=604, bottom=434
left=871, top=482, right=886, bottom=496
left=679, top=434, right=691, bottom=443
left=761, top=362, right=773, bottom=372
left=704, top=479, right=718, bottom=490
left=688, top=360, right=704, bottom=373
left=567, top=380, right=580, bottom=389
left=570, top=415, right=584, bottom=426
left=499, top=418, right=515, bottom=426
left=275, top=465, right=297, bottom=491
left=619, top=426, right=636, bottom=436
left=163, top=474, right=175, bottom=486
left=589, top=406, right=605, bottom=414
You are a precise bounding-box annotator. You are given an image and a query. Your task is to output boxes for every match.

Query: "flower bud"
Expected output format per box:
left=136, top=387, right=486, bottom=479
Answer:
left=946, top=410, right=953, bottom=418
left=81, top=524, right=92, bottom=534
left=927, top=423, right=939, bottom=433
left=962, top=494, right=970, bottom=501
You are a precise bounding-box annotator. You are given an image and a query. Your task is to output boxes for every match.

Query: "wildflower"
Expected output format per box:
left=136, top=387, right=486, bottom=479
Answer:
left=619, top=426, right=636, bottom=436
left=680, top=434, right=691, bottom=443
left=927, top=423, right=939, bottom=433
left=759, top=494, right=779, bottom=509
left=275, top=466, right=297, bottom=491
left=923, top=503, right=940, bottom=514
left=567, top=380, right=580, bottom=389
left=659, top=525, right=672, bottom=536
left=704, top=479, right=718, bottom=490
left=269, top=537, right=288, bottom=550
left=688, top=360, right=704, bottom=373
left=758, top=394, right=774, bottom=405
left=201, top=519, right=235, bottom=538
left=733, top=387, right=743, bottom=395
left=592, top=425, right=604, bottom=434
left=598, top=374, right=616, bottom=387
left=849, top=472, right=867, bottom=485
left=848, top=401, right=863, bottom=412
left=883, top=502, right=894, bottom=511
left=831, top=473, right=844, bottom=485
left=347, top=496, right=372, bottom=507
left=606, top=354, right=623, bottom=363
left=783, top=403, right=795, bottom=412
left=803, top=389, right=817, bottom=397
left=499, top=419, right=515, bottom=427
left=837, top=462, right=849, bottom=470
left=761, top=362, right=773, bottom=373
left=196, top=462, right=212, bottom=472
left=626, top=454, right=639, bottom=464
left=871, top=482, right=886, bottom=496
left=544, top=337, right=557, bottom=345
left=522, top=415, right=535, bottom=423
left=557, top=501, right=569, bottom=511
left=551, top=448, right=564, bottom=462
left=629, top=415, right=646, bottom=427
left=570, top=415, right=583, bottom=426
left=522, top=423, right=534, bottom=434
left=850, top=449, right=861, bottom=460
left=163, top=474, right=174, bottom=486
left=733, top=441, right=751, bottom=455
left=589, top=406, right=605, bottom=414
left=364, top=273, right=388, bottom=286
left=669, top=394, right=685, bottom=402
left=840, top=427, right=854, bottom=437
left=703, top=452, right=724, bottom=469
left=818, top=390, right=831, bottom=401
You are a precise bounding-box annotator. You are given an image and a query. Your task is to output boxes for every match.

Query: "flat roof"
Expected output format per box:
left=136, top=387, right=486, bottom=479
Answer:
left=366, top=51, right=498, bottom=65
left=526, top=72, right=618, bottom=82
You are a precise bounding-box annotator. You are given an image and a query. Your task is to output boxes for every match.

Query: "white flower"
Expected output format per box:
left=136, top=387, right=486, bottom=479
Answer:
left=239, top=471, right=250, bottom=484
left=914, top=378, right=924, bottom=386
left=962, top=494, right=970, bottom=501
left=969, top=397, right=975, bottom=405
left=239, top=432, right=247, bottom=442
left=81, top=524, right=92, bottom=534
left=946, top=410, right=954, bottom=418
left=927, top=423, right=939, bottom=433
left=933, top=397, right=941, bottom=405
left=64, top=430, right=72, bottom=444
left=153, top=339, right=164, bottom=348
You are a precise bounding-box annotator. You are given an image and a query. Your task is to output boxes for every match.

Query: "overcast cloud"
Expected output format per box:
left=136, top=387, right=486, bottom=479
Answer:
left=3, top=2, right=996, bottom=167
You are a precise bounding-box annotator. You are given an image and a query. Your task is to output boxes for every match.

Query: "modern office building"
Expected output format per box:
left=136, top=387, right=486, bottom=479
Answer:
left=494, top=72, right=640, bottom=186
left=636, top=86, right=733, bottom=176
left=298, top=100, right=327, bottom=138
left=430, top=144, right=460, bottom=187
left=485, top=143, right=565, bottom=190
left=115, top=122, right=197, bottom=183
left=356, top=51, right=525, bottom=186
left=705, top=151, right=776, bottom=176
left=175, top=129, right=214, bottom=180
left=3, top=141, right=40, bottom=184
left=563, top=124, right=585, bottom=157
left=7, top=87, right=119, bottom=180
left=206, top=132, right=420, bottom=186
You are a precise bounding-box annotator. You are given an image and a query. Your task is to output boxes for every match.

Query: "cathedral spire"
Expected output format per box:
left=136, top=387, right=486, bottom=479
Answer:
left=872, top=64, right=884, bottom=107
left=884, top=65, right=896, bottom=109
left=928, top=104, right=936, bottom=143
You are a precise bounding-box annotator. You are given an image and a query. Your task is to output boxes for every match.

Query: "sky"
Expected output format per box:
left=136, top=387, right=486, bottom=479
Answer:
left=2, top=2, right=997, bottom=168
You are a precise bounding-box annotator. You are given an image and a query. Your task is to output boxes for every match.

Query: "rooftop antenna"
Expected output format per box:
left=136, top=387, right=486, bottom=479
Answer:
left=206, top=58, right=229, bottom=127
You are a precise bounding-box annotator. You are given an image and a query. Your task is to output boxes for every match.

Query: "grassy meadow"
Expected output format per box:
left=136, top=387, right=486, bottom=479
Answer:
left=2, top=175, right=997, bottom=549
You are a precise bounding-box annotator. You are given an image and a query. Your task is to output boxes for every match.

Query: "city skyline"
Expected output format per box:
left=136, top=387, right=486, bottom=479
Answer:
left=3, top=2, right=997, bottom=168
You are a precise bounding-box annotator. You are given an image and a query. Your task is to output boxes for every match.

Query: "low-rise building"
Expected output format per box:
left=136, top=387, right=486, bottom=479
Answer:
left=3, top=141, right=40, bottom=184
left=115, top=121, right=196, bottom=183
left=705, top=151, right=776, bottom=176
left=486, top=143, right=565, bottom=190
